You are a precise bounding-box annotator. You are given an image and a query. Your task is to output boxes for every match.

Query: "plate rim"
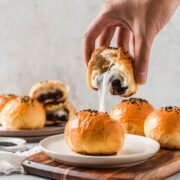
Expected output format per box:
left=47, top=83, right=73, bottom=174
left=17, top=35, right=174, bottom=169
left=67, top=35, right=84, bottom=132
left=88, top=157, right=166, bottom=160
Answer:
left=0, top=125, right=65, bottom=137
left=0, top=137, right=26, bottom=145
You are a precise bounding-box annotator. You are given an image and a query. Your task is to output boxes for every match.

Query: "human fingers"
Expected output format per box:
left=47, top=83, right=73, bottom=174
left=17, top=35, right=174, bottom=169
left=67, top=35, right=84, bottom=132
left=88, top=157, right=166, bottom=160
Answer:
left=117, top=27, right=130, bottom=51
left=99, top=26, right=116, bottom=47
left=133, top=34, right=153, bottom=84
left=83, top=13, right=113, bottom=65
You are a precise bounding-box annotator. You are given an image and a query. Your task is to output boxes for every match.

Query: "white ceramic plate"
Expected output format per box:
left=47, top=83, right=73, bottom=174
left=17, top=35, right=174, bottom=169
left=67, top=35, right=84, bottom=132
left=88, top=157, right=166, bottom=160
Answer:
left=0, top=137, right=27, bottom=152
left=0, top=137, right=26, bottom=145
left=40, top=134, right=160, bottom=168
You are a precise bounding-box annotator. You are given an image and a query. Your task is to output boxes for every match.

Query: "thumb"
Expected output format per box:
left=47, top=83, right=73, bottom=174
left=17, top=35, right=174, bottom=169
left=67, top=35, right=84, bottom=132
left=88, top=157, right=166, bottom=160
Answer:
left=134, top=34, right=153, bottom=84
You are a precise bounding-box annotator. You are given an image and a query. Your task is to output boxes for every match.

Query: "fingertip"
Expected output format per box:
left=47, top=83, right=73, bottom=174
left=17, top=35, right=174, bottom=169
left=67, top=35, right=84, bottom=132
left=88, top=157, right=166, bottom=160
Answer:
left=133, top=34, right=152, bottom=85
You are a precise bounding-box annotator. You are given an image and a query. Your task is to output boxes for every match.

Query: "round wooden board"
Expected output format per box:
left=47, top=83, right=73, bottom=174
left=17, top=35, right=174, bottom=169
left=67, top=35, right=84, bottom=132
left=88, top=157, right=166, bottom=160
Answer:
left=23, top=150, right=180, bottom=180
left=0, top=125, right=65, bottom=137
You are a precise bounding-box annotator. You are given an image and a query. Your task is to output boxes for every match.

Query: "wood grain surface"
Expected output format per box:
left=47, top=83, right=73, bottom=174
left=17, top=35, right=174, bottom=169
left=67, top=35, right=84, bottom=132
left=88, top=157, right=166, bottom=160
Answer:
left=22, top=150, right=180, bottom=180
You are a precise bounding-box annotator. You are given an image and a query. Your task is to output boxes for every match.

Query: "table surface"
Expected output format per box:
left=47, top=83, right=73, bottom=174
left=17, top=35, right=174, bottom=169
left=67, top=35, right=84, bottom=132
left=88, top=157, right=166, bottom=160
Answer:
left=0, top=142, right=179, bottom=180
left=1, top=173, right=180, bottom=180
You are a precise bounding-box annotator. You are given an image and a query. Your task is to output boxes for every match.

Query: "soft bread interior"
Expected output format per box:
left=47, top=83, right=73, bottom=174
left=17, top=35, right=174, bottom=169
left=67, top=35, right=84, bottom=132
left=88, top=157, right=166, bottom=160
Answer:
left=46, top=108, right=69, bottom=125
left=91, top=48, right=135, bottom=96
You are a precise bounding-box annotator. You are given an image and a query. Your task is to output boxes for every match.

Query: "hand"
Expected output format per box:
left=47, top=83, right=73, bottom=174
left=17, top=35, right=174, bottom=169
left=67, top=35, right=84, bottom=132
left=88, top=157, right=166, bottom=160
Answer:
left=83, top=0, right=180, bottom=84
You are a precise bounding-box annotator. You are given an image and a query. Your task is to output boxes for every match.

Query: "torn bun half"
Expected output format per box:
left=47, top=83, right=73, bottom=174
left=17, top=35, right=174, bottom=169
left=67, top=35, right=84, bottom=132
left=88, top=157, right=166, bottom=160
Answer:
left=87, top=47, right=138, bottom=97
left=29, top=80, right=68, bottom=111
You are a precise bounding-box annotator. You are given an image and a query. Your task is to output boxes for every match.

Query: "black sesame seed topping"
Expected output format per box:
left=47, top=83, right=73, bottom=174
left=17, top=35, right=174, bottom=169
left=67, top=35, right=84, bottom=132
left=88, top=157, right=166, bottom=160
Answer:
left=6, top=94, right=16, bottom=97
left=40, top=80, right=49, bottom=84
left=0, top=94, right=16, bottom=97
left=161, top=106, right=180, bottom=114
left=79, top=109, right=98, bottom=113
left=122, top=98, right=148, bottom=104
left=79, top=109, right=109, bottom=116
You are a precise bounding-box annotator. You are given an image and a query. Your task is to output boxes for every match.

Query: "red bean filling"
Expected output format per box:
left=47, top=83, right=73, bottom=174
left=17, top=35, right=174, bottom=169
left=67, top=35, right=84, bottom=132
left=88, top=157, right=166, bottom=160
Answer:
left=46, top=109, right=69, bottom=122
left=110, top=79, right=128, bottom=95
left=37, top=90, right=64, bottom=105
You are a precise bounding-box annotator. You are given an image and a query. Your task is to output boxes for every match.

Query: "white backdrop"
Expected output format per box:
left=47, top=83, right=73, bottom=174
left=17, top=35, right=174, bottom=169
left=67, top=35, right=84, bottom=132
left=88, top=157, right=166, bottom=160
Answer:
left=0, top=0, right=179, bottom=111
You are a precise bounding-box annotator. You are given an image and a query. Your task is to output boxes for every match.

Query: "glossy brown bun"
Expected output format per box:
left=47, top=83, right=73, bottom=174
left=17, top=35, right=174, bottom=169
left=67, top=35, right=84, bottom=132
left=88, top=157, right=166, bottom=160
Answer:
left=1, top=96, right=46, bottom=130
left=46, top=103, right=76, bottom=126
left=144, top=107, right=180, bottom=149
left=0, top=94, right=17, bottom=125
left=87, top=47, right=138, bottom=97
left=65, top=110, right=124, bottom=155
left=29, top=80, right=68, bottom=111
left=110, top=98, right=154, bottom=136
left=0, top=94, right=16, bottom=112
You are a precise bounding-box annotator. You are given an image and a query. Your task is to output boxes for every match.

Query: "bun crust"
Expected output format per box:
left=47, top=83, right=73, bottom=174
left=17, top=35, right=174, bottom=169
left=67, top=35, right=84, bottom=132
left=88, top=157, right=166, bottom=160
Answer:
left=144, top=107, right=180, bottom=149
left=1, top=96, right=46, bottom=130
left=0, top=94, right=16, bottom=112
left=65, top=110, right=124, bottom=155
left=0, top=94, right=16, bottom=125
left=110, top=98, right=154, bottom=136
left=87, top=47, right=138, bottom=97
left=65, top=103, right=77, bottom=119
left=29, top=80, right=68, bottom=111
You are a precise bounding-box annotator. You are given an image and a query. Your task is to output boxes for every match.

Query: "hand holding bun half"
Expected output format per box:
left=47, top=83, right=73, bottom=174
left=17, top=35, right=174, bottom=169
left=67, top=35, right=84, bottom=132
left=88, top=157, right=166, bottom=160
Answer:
left=0, top=96, right=46, bottom=130
left=110, top=98, right=154, bottom=136
left=65, top=110, right=124, bottom=155
left=144, top=107, right=180, bottom=149
left=87, top=47, right=138, bottom=97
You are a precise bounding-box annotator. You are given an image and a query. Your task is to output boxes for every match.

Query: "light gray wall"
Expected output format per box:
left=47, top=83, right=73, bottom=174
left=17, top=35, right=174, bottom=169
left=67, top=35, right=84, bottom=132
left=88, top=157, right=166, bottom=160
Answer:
left=0, top=0, right=179, bottom=111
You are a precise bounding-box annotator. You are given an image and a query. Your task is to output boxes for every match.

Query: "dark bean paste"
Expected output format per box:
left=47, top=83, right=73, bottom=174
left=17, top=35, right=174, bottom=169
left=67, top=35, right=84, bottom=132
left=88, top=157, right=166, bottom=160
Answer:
left=110, top=79, right=128, bottom=95
left=46, top=108, right=69, bottom=122
left=37, top=90, right=64, bottom=105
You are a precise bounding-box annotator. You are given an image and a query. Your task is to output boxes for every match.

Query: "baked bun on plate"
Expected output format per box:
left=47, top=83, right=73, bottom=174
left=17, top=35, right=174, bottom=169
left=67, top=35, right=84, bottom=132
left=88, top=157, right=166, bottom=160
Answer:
left=46, top=103, right=76, bottom=126
left=65, top=110, right=124, bottom=155
left=0, top=94, right=16, bottom=124
left=144, top=106, right=180, bottom=149
left=0, top=94, right=16, bottom=112
left=87, top=47, right=138, bottom=97
left=0, top=96, right=46, bottom=130
left=29, top=80, right=68, bottom=111
left=110, top=98, right=154, bottom=136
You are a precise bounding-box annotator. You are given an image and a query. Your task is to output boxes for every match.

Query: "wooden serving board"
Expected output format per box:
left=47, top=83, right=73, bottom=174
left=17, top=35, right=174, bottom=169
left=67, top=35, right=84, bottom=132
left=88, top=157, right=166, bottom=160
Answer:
left=23, top=150, right=180, bottom=180
left=0, top=126, right=64, bottom=142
